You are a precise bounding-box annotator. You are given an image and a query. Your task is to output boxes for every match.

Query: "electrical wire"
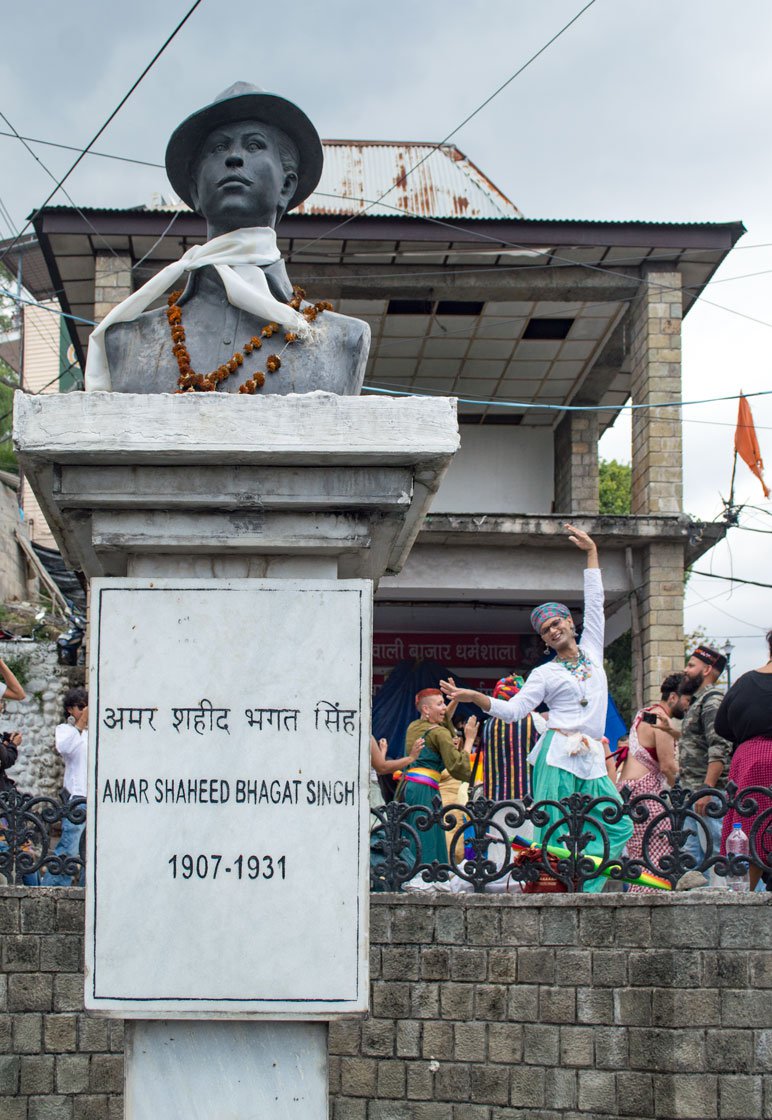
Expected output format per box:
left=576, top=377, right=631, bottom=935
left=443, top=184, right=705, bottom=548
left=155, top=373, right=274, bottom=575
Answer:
left=4, top=122, right=772, bottom=294
left=330, top=208, right=772, bottom=332
left=730, top=523, right=772, bottom=535
left=738, top=503, right=772, bottom=520
left=0, top=110, right=130, bottom=269
left=0, top=191, right=16, bottom=239
left=689, top=570, right=772, bottom=590
left=3, top=153, right=763, bottom=333
left=288, top=0, right=599, bottom=262
left=131, top=210, right=182, bottom=272
left=685, top=585, right=767, bottom=630
left=0, top=0, right=204, bottom=270
left=682, top=417, right=772, bottom=433
left=0, top=129, right=163, bottom=169
left=4, top=290, right=772, bottom=425
left=361, top=382, right=772, bottom=413
left=1, top=292, right=95, bottom=326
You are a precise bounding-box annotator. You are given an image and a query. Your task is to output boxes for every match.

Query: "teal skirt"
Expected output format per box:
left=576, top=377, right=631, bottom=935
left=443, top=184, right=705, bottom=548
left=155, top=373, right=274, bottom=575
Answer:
left=398, top=777, right=449, bottom=868
left=531, top=730, right=633, bottom=893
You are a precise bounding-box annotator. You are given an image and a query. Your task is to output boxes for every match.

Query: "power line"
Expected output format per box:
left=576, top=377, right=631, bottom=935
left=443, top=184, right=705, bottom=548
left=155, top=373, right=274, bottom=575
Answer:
left=6, top=291, right=772, bottom=424
left=288, top=0, right=599, bottom=262
left=689, top=569, right=772, bottom=590
left=738, top=503, right=772, bottom=520
left=685, top=585, right=768, bottom=630
left=0, top=110, right=128, bottom=268
left=682, top=416, right=772, bottom=433
left=0, top=134, right=766, bottom=292
left=0, top=0, right=204, bottom=270
left=730, top=523, right=772, bottom=535
left=0, top=129, right=163, bottom=170
left=362, top=382, right=772, bottom=414
left=7, top=119, right=772, bottom=300
left=131, top=209, right=182, bottom=272
left=1, top=292, right=95, bottom=327
left=288, top=199, right=772, bottom=333
left=3, top=149, right=762, bottom=333
left=0, top=191, right=16, bottom=239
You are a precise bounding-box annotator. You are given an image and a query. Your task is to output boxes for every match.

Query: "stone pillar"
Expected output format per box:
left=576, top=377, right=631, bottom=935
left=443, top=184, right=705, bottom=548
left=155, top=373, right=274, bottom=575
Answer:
left=93, top=252, right=132, bottom=322
left=553, top=409, right=599, bottom=514
left=14, top=391, right=459, bottom=1120
left=630, top=269, right=683, bottom=515
left=637, top=541, right=684, bottom=700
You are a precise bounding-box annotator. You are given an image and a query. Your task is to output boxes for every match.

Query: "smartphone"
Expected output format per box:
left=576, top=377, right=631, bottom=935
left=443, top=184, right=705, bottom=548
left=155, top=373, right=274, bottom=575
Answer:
left=641, top=711, right=658, bottom=725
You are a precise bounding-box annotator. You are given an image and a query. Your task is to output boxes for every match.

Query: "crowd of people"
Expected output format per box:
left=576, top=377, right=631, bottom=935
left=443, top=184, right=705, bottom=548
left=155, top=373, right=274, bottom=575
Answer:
left=3, top=519, right=770, bottom=895
left=375, top=524, right=772, bottom=893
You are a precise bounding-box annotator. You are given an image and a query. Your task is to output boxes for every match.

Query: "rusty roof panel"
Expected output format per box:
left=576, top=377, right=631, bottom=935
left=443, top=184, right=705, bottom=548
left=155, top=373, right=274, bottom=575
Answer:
left=293, top=141, right=522, bottom=220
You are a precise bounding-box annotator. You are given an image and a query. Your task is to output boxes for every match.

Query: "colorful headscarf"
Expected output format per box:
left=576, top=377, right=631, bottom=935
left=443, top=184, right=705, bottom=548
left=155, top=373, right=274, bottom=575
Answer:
left=415, top=688, right=442, bottom=710
left=530, top=602, right=571, bottom=634
left=492, top=673, right=524, bottom=701
left=691, top=645, right=727, bottom=673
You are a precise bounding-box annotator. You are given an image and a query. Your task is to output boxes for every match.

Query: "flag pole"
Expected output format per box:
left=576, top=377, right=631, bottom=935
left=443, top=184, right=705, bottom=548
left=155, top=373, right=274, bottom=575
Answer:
left=728, top=390, right=742, bottom=511
left=728, top=447, right=738, bottom=510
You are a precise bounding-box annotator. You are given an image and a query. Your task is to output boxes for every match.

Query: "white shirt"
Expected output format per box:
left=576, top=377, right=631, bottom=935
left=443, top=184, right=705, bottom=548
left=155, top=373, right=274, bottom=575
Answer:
left=488, top=568, right=608, bottom=742
left=55, top=722, right=88, bottom=797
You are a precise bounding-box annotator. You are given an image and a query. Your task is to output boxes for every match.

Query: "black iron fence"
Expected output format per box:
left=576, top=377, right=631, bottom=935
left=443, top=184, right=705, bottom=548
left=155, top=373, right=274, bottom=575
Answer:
left=370, top=782, right=772, bottom=892
left=0, top=790, right=86, bottom=884
left=2, top=784, right=771, bottom=893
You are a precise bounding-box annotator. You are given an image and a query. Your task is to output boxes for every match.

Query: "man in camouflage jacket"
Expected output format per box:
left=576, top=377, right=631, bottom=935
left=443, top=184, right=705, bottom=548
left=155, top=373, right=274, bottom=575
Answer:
left=679, top=645, right=732, bottom=873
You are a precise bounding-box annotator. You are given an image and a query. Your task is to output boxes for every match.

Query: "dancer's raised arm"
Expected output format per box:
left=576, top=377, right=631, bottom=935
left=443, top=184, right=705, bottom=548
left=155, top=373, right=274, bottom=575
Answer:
left=565, top=523, right=604, bottom=663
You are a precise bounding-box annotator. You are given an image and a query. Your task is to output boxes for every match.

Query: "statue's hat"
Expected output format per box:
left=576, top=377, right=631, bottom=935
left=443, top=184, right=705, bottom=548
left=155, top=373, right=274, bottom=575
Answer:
left=165, top=82, right=323, bottom=213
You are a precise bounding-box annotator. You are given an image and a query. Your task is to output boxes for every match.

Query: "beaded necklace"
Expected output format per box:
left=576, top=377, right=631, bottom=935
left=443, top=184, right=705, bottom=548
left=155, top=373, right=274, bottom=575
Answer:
left=166, top=285, right=332, bottom=394
left=556, top=648, right=592, bottom=707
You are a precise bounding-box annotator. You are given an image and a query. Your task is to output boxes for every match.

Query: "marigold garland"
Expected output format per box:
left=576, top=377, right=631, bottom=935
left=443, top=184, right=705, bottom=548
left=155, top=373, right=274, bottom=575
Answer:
left=165, top=285, right=332, bottom=394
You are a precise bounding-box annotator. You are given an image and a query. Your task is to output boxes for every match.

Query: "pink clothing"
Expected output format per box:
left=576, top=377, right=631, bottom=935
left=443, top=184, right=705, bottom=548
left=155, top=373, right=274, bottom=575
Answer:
left=720, top=735, right=772, bottom=861
left=622, top=713, right=670, bottom=894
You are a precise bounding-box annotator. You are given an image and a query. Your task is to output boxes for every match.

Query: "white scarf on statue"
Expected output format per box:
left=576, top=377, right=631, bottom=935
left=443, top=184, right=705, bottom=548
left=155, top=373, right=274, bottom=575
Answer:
left=85, top=226, right=310, bottom=391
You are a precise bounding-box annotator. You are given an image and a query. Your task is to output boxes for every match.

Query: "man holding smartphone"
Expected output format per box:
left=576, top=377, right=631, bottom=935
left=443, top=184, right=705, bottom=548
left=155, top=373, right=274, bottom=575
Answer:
left=42, top=688, right=88, bottom=887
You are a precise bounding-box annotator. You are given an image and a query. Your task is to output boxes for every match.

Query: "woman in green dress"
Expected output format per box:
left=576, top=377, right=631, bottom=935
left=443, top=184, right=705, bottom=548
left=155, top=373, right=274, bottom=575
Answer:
left=397, top=689, right=477, bottom=868
left=441, top=525, right=632, bottom=892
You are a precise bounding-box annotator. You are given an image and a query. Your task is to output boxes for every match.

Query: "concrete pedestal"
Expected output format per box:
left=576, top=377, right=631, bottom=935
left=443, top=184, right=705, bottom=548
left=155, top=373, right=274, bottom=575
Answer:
left=15, top=390, right=458, bottom=1118
left=125, top=1020, right=327, bottom=1119
left=14, top=391, right=458, bottom=581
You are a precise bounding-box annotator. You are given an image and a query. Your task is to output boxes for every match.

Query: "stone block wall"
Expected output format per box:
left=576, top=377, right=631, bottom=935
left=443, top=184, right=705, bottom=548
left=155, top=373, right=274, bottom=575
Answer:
left=0, top=641, right=83, bottom=797
left=553, top=412, right=599, bottom=515
left=0, top=890, right=123, bottom=1120
left=93, top=254, right=131, bottom=325
left=1, top=889, right=770, bottom=1119
left=629, top=269, right=683, bottom=517
left=636, top=541, right=686, bottom=701
left=332, top=893, right=772, bottom=1120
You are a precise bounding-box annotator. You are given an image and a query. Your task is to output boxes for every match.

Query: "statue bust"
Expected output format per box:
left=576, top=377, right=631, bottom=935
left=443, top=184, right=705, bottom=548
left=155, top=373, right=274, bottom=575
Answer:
left=85, top=83, right=369, bottom=395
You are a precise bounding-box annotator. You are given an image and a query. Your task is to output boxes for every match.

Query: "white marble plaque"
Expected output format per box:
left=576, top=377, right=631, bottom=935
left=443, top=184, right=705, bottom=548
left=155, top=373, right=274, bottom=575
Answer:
left=85, top=578, right=371, bottom=1017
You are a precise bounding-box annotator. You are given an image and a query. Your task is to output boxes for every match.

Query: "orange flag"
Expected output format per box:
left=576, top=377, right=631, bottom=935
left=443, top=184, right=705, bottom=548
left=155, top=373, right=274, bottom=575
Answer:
left=735, top=393, right=770, bottom=498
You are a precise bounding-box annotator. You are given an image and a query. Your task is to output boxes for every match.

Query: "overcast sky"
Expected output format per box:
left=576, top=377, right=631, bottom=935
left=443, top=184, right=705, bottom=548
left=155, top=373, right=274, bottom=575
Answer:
left=2, top=0, right=770, bottom=677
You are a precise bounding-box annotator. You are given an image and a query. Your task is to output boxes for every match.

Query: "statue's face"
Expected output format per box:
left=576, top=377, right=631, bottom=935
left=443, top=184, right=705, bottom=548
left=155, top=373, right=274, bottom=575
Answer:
left=190, top=120, right=298, bottom=234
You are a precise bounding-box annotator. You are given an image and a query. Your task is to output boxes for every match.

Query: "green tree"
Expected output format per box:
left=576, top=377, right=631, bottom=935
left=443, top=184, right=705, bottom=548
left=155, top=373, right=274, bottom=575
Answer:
left=599, top=458, right=631, bottom=515
left=0, top=264, right=20, bottom=472
left=604, top=629, right=633, bottom=724
left=0, top=376, right=17, bottom=473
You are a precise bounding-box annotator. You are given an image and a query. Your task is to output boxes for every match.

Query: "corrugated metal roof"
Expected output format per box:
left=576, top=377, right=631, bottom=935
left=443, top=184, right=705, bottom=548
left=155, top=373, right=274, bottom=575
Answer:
left=294, top=141, right=521, bottom=220
left=36, top=141, right=519, bottom=221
